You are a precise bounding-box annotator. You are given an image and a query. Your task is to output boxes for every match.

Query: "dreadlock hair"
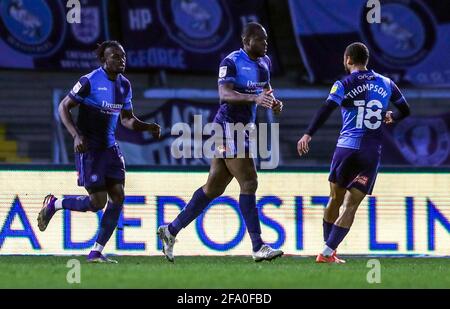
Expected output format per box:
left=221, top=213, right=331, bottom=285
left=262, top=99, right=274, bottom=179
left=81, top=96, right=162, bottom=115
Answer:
left=95, top=40, right=122, bottom=63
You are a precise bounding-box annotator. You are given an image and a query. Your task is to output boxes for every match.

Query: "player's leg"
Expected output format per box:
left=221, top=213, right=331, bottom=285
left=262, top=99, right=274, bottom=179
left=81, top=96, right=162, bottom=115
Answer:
left=319, top=187, right=366, bottom=262
left=322, top=182, right=346, bottom=242
left=168, top=158, right=233, bottom=236
left=86, top=145, right=126, bottom=263
left=158, top=158, right=233, bottom=262
left=87, top=181, right=124, bottom=264
left=317, top=147, right=359, bottom=263
left=321, top=148, right=380, bottom=262
left=38, top=188, right=107, bottom=232
left=224, top=158, right=283, bottom=261
left=37, top=150, right=109, bottom=231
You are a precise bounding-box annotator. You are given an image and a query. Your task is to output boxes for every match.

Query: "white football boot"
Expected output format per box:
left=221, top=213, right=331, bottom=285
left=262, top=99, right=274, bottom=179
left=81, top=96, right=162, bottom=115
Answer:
left=252, top=244, right=284, bottom=262
left=157, top=225, right=176, bottom=262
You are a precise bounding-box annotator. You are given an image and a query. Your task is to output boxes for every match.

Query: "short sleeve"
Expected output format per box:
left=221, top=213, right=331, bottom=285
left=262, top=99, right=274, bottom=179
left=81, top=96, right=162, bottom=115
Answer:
left=326, top=81, right=345, bottom=105
left=218, top=58, right=237, bottom=85
left=122, top=80, right=133, bottom=110
left=68, top=77, right=90, bottom=103
left=390, top=80, right=407, bottom=106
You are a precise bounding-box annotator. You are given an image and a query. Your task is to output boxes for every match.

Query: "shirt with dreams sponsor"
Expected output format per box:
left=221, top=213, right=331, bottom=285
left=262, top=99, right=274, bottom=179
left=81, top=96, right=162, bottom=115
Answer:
left=215, top=48, right=271, bottom=124
left=327, top=70, right=407, bottom=150
left=68, top=67, right=132, bottom=150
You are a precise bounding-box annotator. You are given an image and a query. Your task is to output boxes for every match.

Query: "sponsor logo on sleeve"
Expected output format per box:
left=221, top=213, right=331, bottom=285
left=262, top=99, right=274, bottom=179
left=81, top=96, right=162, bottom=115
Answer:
left=330, top=84, right=338, bottom=94
left=72, top=81, right=82, bottom=94
left=219, top=66, right=227, bottom=78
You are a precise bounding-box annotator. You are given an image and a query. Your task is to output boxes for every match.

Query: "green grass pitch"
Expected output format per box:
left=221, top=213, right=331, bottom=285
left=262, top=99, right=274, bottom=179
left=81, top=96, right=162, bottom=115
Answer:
left=0, top=255, right=449, bottom=288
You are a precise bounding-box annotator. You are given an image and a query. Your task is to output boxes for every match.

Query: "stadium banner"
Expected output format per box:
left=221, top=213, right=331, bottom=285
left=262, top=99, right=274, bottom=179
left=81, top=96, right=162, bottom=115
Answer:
left=0, top=0, right=109, bottom=69
left=117, top=0, right=277, bottom=72
left=288, top=0, right=450, bottom=86
left=382, top=112, right=450, bottom=166
left=0, top=169, right=449, bottom=256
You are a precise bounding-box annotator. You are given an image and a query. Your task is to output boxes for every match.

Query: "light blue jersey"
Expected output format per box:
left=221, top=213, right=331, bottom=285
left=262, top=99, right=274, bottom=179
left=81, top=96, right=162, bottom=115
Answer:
left=68, top=67, right=132, bottom=149
left=215, top=48, right=271, bottom=124
left=327, top=70, right=407, bottom=149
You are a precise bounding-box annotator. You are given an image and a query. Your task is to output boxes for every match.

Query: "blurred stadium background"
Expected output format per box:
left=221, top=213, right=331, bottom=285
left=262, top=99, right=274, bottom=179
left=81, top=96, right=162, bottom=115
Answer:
left=0, top=0, right=449, bottom=265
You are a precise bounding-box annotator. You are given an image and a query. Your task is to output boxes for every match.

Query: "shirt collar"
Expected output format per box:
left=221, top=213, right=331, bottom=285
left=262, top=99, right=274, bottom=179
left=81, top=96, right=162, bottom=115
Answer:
left=99, top=66, right=119, bottom=81
left=351, top=69, right=372, bottom=74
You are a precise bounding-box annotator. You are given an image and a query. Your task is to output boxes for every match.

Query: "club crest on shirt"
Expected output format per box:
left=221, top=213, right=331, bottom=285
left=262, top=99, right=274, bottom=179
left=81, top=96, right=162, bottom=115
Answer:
left=217, top=145, right=226, bottom=154
left=354, top=175, right=368, bottom=186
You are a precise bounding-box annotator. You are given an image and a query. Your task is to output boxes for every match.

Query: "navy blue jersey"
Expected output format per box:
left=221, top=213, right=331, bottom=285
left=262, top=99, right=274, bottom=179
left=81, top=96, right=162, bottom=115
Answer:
left=68, top=67, right=132, bottom=150
left=214, top=48, right=271, bottom=124
left=327, top=70, right=407, bottom=149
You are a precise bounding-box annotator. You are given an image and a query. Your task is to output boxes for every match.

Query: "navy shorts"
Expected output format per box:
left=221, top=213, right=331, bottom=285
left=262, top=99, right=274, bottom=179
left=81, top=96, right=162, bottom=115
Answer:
left=75, top=144, right=125, bottom=192
left=213, top=121, right=256, bottom=158
left=328, top=146, right=381, bottom=195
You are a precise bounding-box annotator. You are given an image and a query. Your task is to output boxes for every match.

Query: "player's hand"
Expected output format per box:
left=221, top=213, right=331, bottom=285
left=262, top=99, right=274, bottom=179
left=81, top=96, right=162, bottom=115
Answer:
left=148, top=123, right=161, bottom=139
left=384, top=111, right=394, bottom=124
left=255, top=90, right=274, bottom=109
left=272, top=99, right=283, bottom=115
left=74, top=134, right=88, bottom=153
left=297, top=134, right=311, bottom=157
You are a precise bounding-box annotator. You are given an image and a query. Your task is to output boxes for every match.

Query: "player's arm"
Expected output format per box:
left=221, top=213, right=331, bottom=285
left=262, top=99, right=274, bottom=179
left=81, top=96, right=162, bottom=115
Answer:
left=297, top=100, right=338, bottom=156
left=60, top=78, right=90, bottom=153
left=265, top=83, right=283, bottom=115
left=120, top=109, right=161, bottom=139
left=217, top=58, right=273, bottom=108
left=384, top=81, right=411, bottom=124
left=218, top=83, right=273, bottom=108
left=297, top=81, right=343, bottom=157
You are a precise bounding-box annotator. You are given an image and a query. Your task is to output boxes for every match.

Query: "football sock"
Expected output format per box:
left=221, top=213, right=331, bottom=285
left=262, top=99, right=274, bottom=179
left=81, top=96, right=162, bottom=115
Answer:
left=92, top=242, right=104, bottom=253
left=95, top=201, right=123, bottom=246
left=239, top=194, right=263, bottom=252
left=325, top=224, right=350, bottom=252
left=169, top=187, right=212, bottom=237
left=323, top=219, right=333, bottom=242
left=322, top=245, right=335, bottom=257
left=62, top=196, right=95, bottom=212
left=54, top=199, right=63, bottom=211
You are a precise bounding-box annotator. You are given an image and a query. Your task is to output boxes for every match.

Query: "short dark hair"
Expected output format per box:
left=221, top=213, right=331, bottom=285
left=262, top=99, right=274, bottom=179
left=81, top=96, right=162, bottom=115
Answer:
left=241, top=22, right=265, bottom=41
left=345, top=42, right=369, bottom=65
left=95, top=40, right=123, bottom=63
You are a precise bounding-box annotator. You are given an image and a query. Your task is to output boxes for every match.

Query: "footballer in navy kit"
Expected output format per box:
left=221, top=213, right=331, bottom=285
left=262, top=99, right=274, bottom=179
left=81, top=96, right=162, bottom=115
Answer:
left=157, top=22, right=285, bottom=262
left=297, top=42, right=411, bottom=264
left=37, top=41, right=161, bottom=263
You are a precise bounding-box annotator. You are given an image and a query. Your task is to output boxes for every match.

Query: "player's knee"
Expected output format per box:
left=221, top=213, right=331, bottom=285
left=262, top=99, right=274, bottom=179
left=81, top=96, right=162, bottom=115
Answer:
left=109, top=194, right=124, bottom=205
left=240, top=178, right=258, bottom=193
left=90, top=201, right=107, bottom=212
left=89, top=195, right=108, bottom=212
left=329, top=193, right=344, bottom=206
left=203, top=186, right=224, bottom=199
